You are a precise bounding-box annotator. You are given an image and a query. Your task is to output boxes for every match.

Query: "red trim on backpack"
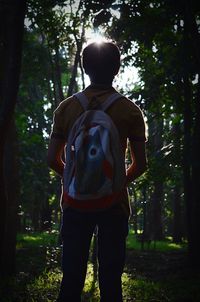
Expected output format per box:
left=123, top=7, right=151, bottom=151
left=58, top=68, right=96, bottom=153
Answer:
left=62, top=191, right=121, bottom=211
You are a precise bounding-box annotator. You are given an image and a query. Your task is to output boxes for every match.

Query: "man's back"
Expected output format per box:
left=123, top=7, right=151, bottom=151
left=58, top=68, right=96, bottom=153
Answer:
left=51, top=84, right=146, bottom=215
left=47, top=41, right=147, bottom=302
left=53, top=85, right=146, bottom=154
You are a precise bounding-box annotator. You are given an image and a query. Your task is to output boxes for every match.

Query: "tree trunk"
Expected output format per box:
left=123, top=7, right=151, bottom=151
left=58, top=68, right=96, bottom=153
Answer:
left=40, top=198, right=52, bottom=231
left=172, top=186, right=183, bottom=243
left=67, top=22, right=85, bottom=97
left=3, top=119, right=20, bottom=274
left=54, top=37, right=64, bottom=103
left=190, top=75, right=200, bottom=265
left=185, top=1, right=200, bottom=267
left=172, top=122, right=183, bottom=243
left=152, top=117, right=164, bottom=240
left=183, top=71, right=192, bottom=259
left=152, top=180, right=163, bottom=240
left=31, top=205, right=40, bottom=232
left=183, top=3, right=194, bottom=265
left=67, top=49, right=80, bottom=97
left=47, top=46, right=58, bottom=108
left=0, top=0, right=26, bottom=276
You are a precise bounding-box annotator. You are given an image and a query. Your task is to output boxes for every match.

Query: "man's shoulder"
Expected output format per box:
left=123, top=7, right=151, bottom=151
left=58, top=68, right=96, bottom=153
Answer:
left=112, top=93, right=142, bottom=115
left=54, top=95, right=81, bottom=115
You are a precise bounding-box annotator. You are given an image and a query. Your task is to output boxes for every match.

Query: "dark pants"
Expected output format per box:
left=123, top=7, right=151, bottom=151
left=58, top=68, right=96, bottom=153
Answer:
left=57, top=205, right=129, bottom=302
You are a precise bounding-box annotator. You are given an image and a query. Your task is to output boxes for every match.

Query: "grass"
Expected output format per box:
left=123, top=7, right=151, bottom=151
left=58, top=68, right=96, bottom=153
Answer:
left=122, top=273, right=168, bottom=302
left=16, top=230, right=59, bottom=248
left=17, top=228, right=187, bottom=252
left=126, top=229, right=187, bottom=251
left=0, top=230, right=199, bottom=302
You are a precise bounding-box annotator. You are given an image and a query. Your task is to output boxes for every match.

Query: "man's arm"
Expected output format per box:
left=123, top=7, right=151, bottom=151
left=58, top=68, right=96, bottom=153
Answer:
left=126, top=141, right=147, bottom=184
left=47, top=138, right=66, bottom=177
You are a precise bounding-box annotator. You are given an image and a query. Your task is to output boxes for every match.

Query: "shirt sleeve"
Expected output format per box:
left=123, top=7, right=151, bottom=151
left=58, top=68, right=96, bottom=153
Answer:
left=50, top=102, right=66, bottom=140
left=127, top=103, right=148, bottom=142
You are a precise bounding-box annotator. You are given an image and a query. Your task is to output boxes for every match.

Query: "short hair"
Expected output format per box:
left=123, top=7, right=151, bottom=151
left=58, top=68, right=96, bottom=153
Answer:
left=82, top=41, right=120, bottom=83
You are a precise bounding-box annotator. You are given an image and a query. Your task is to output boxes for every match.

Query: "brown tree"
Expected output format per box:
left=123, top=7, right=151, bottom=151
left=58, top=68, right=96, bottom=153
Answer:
left=0, top=0, right=26, bottom=275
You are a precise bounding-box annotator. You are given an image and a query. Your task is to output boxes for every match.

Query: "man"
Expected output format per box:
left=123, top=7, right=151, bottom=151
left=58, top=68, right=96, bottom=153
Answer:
left=47, top=41, right=147, bottom=302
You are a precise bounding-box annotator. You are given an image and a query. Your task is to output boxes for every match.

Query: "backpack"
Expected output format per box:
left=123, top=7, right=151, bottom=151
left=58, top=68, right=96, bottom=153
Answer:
left=63, top=91, right=126, bottom=211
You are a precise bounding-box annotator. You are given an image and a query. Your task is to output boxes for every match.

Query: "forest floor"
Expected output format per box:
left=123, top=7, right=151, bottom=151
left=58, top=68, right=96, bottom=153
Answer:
left=124, top=248, right=200, bottom=302
left=0, top=233, right=200, bottom=302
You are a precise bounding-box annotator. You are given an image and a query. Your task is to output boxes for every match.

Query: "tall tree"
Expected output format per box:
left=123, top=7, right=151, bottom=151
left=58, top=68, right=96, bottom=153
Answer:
left=0, top=0, right=26, bottom=275
left=183, top=0, right=200, bottom=265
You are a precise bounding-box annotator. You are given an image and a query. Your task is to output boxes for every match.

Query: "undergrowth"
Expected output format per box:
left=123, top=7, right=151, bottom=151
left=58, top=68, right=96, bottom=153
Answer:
left=0, top=230, right=199, bottom=302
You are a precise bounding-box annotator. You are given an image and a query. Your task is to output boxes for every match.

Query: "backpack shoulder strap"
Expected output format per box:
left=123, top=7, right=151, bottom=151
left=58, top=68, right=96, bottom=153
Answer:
left=73, top=92, right=89, bottom=111
left=101, top=92, right=123, bottom=111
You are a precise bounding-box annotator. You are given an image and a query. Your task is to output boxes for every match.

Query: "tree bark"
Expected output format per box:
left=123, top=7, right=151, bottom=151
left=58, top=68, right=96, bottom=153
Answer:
left=3, top=119, right=20, bottom=275
left=47, top=46, right=59, bottom=108
left=172, top=122, right=183, bottom=243
left=152, top=118, right=164, bottom=240
left=40, top=198, right=52, bottom=231
left=183, top=2, right=194, bottom=265
left=54, top=37, right=64, bottom=103
left=152, top=180, right=163, bottom=240
left=67, top=20, right=85, bottom=97
left=172, top=186, right=183, bottom=243
left=67, top=49, right=80, bottom=97
left=185, top=1, right=200, bottom=267
left=0, top=0, right=26, bottom=275
left=190, top=75, right=200, bottom=265
left=183, top=72, right=192, bottom=259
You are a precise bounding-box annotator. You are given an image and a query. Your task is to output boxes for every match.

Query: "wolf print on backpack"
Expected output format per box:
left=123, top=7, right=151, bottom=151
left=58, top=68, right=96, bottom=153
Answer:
left=63, top=91, right=126, bottom=211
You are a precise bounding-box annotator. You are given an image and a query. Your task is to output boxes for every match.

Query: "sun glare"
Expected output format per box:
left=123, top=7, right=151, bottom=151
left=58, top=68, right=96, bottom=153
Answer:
left=86, top=30, right=107, bottom=45
left=94, top=33, right=105, bottom=44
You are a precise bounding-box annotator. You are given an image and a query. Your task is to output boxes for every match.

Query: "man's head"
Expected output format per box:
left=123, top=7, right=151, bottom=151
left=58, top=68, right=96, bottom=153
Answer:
left=82, top=41, right=120, bottom=85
